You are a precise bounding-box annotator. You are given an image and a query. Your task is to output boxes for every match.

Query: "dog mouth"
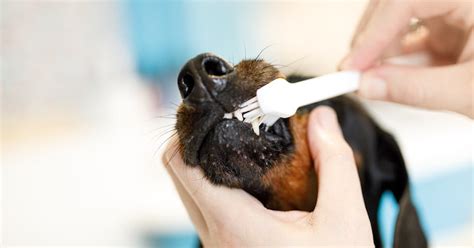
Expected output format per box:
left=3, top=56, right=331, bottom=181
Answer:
left=181, top=104, right=288, bottom=166
left=176, top=53, right=288, bottom=167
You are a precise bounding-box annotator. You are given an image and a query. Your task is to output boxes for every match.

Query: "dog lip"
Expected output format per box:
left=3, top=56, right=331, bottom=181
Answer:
left=184, top=116, right=261, bottom=165
left=182, top=112, right=223, bottom=165
left=193, top=117, right=284, bottom=163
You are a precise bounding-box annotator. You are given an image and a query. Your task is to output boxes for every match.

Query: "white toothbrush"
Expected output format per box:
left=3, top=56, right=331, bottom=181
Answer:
left=225, top=71, right=361, bottom=135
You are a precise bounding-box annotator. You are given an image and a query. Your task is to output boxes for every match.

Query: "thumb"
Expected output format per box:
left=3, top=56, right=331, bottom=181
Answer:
left=359, top=62, right=473, bottom=117
left=307, top=107, right=366, bottom=211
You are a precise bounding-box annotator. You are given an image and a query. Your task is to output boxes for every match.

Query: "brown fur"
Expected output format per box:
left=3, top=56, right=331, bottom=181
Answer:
left=262, top=112, right=364, bottom=211
left=262, top=113, right=316, bottom=211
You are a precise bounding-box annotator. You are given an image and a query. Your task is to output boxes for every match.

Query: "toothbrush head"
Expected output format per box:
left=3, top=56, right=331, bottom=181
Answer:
left=224, top=96, right=280, bottom=136
left=228, top=71, right=361, bottom=135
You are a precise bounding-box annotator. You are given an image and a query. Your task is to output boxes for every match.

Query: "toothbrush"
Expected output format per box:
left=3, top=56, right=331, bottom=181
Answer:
left=226, top=71, right=361, bottom=135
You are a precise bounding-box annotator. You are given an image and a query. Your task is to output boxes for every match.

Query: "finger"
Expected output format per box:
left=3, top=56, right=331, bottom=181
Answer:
left=348, top=26, right=430, bottom=70
left=341, top=0, right=459, bottom=71
left=267, top=209, right=311, bottom=224
left=164, top=139, right=270, bottom=224
left=341, top=0, right=414, bottom=70
left=350, top=0, right=381, bottom=47
left=424, top=17, right=466, bottom=60
left=166, top=146, right=288, bottom=244
left=458, top=29, right=474, bottom=63
left=359, top=62, right=473, bottom=117
left=306, top=107, right=366, bottom=213
left=382, top=20, right=430, bottom=59
left=162, top=143, right=209, bottom=241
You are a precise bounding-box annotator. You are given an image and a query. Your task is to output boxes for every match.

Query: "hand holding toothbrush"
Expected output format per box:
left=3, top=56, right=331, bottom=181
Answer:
left=340, top=0, right=473, bottom=118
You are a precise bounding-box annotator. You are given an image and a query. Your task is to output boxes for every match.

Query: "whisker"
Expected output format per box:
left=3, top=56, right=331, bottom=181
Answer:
left=154, top=131, right=178, bottom=159
left=162, top=105, right=178, bottom=112
left=153, top=126, right=176, bottom=135
left=147, top=124, right=176, bottom=135
left=254, top=44, right=274, bottom=62
left=162, top=137, right=180, bottom=164
left=154, top=113, right=177, bottom=117
left=152, top=116, right=177, bottom=120
left=145, top=113, right=176, bottom=122
left=260, top=64, right=278, bottom=71
left=165, top=141, right=181, bottom=165
left=153, top=128, right=177, bottom=140
left=273, top=56, right=308, bottom=70
left=151, top=127, right=177, bottom=144
left=168, top=101, right=180, bottom=108
left=243, top=42, right=247, bottom=60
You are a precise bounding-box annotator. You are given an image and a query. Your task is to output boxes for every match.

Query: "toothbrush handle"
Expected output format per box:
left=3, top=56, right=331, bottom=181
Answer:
left=289, top=71, right=361, bottom=108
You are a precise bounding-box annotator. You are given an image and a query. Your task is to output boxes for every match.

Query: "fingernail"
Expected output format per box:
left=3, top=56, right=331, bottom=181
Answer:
left=359, top=73, right=387, bottom=99
left=316, top=107, right=339, bottom=131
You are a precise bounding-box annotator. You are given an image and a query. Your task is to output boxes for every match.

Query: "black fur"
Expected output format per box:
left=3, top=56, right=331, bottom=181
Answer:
left=199, top=118, right=293, bottom=202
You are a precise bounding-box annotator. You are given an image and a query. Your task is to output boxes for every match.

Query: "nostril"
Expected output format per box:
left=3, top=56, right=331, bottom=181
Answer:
left=177, top=54, right=232, bottom=101
left=202, top=57, right=231, bottom=76
left=179, top=73, right=195, bottom=99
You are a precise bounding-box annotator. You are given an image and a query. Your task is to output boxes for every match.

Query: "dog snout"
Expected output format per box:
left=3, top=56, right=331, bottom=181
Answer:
left=177, top=53, right=233, bottom=102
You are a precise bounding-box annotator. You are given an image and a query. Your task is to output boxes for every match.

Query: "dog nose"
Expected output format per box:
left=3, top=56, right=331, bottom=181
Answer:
left=177, top=53, right=233, bottom=102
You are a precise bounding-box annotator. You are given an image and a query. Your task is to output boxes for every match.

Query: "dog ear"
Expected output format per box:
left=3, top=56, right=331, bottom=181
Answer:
left=375, top=126, right=407, bottom=200
left=393, top=189, right=428, bottom=248
left=375, top=127, right=428, bottom=248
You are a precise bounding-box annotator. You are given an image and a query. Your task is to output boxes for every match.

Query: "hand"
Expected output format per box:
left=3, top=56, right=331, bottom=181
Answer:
left=340, top=0, right=473, bottom=118
left=163, top=106, right=374, bottom=247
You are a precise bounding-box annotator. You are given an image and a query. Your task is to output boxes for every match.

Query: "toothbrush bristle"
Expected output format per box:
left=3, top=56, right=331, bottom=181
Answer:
left=240, top=96, right=258, bottom=108
left=261, top=115, right=279, bottom=127
left=239, top=101, right=260, bottom=113
left=222, top=96, right=279, bottom=136
left=243, top=108, right=263, bottom=121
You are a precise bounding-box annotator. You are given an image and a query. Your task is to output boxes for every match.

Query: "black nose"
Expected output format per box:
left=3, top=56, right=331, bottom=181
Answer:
left=177, top=53, right=234, bottom=102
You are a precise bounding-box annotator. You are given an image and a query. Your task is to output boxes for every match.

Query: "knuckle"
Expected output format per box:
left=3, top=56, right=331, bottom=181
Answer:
left=387, top=73, right=427, bottom=107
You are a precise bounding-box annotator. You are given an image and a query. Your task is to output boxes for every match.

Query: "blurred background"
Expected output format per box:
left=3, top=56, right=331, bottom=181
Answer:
left=1, top=0, right=472, bottom=247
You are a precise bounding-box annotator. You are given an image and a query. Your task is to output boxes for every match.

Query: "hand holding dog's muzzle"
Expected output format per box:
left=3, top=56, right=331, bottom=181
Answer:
left=163, top=106, right=374, bottom=247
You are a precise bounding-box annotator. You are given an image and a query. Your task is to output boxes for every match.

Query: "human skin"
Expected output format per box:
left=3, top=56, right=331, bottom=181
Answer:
left=163, top=107, right=374, bottom=247
left=340, top=0, right=473, bottom=118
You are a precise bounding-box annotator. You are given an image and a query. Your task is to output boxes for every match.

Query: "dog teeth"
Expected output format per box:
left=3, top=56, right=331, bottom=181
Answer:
left=234, top=109, right=243, bottom=121
left=251, top=118, right=260, bottom=136
left=223, top=104, right=269, bottom=136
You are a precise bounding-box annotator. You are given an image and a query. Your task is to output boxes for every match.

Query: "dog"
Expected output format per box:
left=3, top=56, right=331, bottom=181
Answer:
left=173, top=53, right=427, bottom=247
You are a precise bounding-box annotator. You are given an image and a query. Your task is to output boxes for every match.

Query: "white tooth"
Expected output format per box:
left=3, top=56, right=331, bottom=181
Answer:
left=223, top=113, right=233, bottom=119
left=252, top=119, right=260, bottom=136
left=234, top=109, right=243, bottom=121
left=257, top=115, right=265, bottom=126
